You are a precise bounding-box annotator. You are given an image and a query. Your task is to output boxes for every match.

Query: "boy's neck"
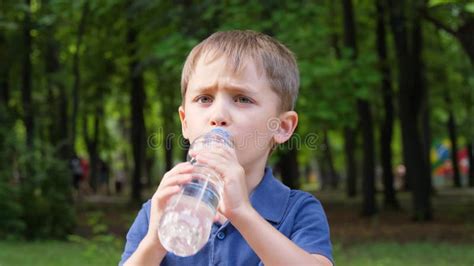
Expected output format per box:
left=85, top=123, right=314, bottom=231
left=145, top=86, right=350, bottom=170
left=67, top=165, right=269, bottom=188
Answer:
left=244, top=160, right=267, bottom=195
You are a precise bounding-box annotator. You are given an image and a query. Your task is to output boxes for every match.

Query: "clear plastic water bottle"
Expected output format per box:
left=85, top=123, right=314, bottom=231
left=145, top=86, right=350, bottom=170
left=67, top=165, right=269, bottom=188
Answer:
left=158, top=128, right=232, bottom=257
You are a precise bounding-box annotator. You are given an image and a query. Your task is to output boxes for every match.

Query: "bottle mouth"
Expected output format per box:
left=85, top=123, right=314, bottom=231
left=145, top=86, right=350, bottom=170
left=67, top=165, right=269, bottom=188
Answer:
left=187, top=127, right=234, bottom=164
left=206, top=127, right=233, bottom=147
left=210, top=127, right=232, bottom=141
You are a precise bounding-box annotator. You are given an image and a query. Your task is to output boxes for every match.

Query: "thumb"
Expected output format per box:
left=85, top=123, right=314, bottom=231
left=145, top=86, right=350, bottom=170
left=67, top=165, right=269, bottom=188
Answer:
left=213, top=213, right=220, bottom=223
left=213, top=211, right=227, bottom=224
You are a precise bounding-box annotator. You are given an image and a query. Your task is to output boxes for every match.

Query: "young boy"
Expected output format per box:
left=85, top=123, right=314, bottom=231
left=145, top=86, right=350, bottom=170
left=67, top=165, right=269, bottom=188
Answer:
left=120, top=30, right=333, bottom=266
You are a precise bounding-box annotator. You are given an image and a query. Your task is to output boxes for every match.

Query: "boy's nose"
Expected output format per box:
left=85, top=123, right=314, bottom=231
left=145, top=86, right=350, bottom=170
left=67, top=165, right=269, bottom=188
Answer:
left=210, top=112, right=228, bottom=126
left=209, top=98, right=230, bottom=127
left=210, top=119, right=227, bottom=127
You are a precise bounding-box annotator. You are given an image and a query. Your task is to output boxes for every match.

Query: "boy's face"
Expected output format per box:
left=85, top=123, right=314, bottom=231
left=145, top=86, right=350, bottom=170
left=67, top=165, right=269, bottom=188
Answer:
left=179, top=54, right=291, bottom=171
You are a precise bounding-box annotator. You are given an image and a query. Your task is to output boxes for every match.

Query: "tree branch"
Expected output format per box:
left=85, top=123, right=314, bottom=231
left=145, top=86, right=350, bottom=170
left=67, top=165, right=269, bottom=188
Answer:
left=421, top=10, right=457, bottom=36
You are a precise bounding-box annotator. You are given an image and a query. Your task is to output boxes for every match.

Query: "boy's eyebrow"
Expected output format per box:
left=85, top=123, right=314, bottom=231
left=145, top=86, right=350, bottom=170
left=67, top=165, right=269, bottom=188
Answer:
left=193, top=84, right=258, bottom=96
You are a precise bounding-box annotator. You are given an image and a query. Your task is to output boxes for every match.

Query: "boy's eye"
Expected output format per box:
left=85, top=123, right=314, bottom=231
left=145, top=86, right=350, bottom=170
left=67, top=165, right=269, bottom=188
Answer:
left=196, top=95, right=213, bottom=104
left=235, top=96, right=253, bottom=104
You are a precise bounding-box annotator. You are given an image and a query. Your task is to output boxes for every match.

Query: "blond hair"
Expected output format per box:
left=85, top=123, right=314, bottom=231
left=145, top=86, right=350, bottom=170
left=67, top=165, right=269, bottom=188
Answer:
left=181, top=30, right=299, bottom=111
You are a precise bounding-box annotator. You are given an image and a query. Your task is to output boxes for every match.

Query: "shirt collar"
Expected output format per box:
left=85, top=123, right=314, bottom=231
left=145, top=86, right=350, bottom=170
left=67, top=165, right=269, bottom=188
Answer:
left=249, top=167, right=290, bottom=224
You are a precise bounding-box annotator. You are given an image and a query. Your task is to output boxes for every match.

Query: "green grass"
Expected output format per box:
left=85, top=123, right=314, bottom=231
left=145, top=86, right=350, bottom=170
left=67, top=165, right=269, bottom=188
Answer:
left=0, top=240, right=122, bottom=266
left=1, top=240, right=473, bottom=265
left=334, top=242, right=474, bottom=266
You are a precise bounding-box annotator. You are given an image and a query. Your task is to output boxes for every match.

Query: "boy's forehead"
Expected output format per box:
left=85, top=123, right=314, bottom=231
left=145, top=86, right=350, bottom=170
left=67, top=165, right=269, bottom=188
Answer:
left=198, top=51, right=265, bottom=79
left=188, top=53, right=268, bottom=91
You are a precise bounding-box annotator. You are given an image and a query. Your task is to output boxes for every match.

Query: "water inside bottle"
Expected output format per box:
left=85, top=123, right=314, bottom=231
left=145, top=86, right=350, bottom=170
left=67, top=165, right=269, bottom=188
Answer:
left=158, top=191, right=216, bottom=256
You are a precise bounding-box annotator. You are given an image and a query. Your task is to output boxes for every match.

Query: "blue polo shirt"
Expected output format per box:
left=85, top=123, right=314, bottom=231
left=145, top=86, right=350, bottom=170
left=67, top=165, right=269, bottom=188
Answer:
left=119, top=167, right=333, bottom=265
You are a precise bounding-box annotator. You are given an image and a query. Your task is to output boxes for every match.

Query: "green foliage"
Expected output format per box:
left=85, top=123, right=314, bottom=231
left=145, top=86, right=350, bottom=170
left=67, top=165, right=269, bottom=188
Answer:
left=429, top=0, right=474, bottom=11
left=0, top=109, right=25, bottom=239
left=425, top=29, right=473, bottom=141
left=0, top=108, right=75, bottom=240
left=16, top=143, right=76, bottom=239
left=66, top=210, right=123, bottom=263
left=429, top=0, right=457, bottom=7
left=0, top=182, right=24, bottom=239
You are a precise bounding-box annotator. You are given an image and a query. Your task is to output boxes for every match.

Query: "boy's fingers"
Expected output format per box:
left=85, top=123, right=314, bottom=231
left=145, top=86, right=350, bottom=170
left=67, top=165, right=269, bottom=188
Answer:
left=154, top=186, right=181, bottom=210
left=204, top=147, right=234, bottom=158
left=167, top=162, right=193, bottom=176
left=195, top=154, right=227, bottom=172
left=154, top=186, right=176, bottom=201
left=161, top=163, right=193, bottom=182
left=158, top=185, right=181, bottom=200
left=160, top=173, right=193, bottom=187
left=171, top=161, right=193, bottom=172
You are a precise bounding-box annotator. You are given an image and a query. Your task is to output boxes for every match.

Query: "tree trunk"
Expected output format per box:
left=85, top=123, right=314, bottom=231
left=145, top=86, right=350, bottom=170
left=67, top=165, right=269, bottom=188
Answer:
left=413, top=2, right=433, bottom=197
left=127, top=8, right=146, bottom=204
left=456, top=18, right=474, bottom=65
left=344, top=127, right=357, bottom=197
left=468, top=142, right=474, bottom=187
left=358, top=100, right=377, bottom=216
left=323, top=130, right=338, bottom=189
left=376, top=0, right=399, bottom=210
left=341, top=0, right=357, bottom=57
left=144, top=155, right=154, bottom=186
left=83, top=110, right=100, bottom=192
left=0, top=70, right=8, bottom=108
left=329, top=0, right=342, bottom=59
left=421, top=97, right=433, bottom=193
left=44, top=17, right=70, bottom=158
left=0, top=31, right=9, bottom=108
left=71, top=0, right=89, bottom=154
left=388, top=0, right=432, bottom=221
left=279, top=148, right=300, bottom=189
left=22, top=0, right=34, bottom=149
left=164, top=130, right=174, bottom=171
left=318, top=155, right=329, bottom=190
left=339, top=0, right=357, bottom=198
left=46, top=80, right=57, bottom=144
left=413, top=3, right=432, bottom=220
left=330, top=1, right=358, bottom=195
left=0, top=77, right=8, bottom=111
left=342, top=0, right=377, bottom=215
left=58, top=83, right=69, bottom=158
left=159, top=77, right=177, bottom=172
left=445, top=94, right=461, bottom=187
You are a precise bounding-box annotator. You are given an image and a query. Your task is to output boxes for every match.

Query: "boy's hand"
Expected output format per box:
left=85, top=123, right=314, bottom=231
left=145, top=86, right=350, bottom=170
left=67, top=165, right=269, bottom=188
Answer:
left=191, top=146, right=251, bottom=221
left=145, top=162, right=194, bottom=246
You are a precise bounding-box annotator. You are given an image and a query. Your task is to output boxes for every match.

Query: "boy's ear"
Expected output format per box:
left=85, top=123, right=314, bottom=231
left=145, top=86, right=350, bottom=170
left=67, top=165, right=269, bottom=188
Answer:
left=273, top=111, right=298, bottom=144
left=178, top=105, right=189, bottom=140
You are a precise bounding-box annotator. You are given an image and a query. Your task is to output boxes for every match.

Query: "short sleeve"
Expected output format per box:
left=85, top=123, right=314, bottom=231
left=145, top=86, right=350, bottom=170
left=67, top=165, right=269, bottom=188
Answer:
left=289, top=193, right=333, bottom=264
left=119, top=200, right=151, bottom=266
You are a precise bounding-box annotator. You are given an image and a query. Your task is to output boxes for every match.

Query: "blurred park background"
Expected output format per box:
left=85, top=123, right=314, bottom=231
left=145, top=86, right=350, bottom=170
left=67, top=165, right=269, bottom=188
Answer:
left=0, top=0, right=473, bottom=265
